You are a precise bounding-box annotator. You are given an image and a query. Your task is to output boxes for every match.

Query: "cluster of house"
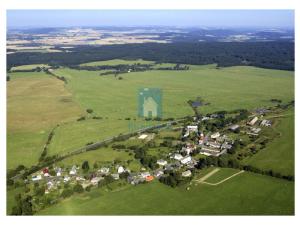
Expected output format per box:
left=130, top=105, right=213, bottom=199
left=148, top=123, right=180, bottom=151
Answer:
left=183, top=124, right=234, bottom=157
left=246, top=116, right=272, bottom=136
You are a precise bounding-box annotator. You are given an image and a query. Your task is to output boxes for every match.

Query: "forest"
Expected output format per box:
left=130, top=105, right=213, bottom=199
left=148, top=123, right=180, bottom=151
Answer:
left=7, top=42, right=294, bottom=71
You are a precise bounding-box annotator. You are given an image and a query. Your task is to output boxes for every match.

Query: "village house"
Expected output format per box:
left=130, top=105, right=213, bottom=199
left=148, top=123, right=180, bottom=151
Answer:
left=211, top=132, right=220, bottom=139
left=117, top=166, right=125, bottom=174
left=56, top=168, right=62, bottom=177
left=200, top=147, right=227, bottom=157
left=91, top=176, right=103, bottom=185
left=260, top=119, right=272, bottom=127
left=182, top=170, right=192, bottom=177
left=173, top=153, right=184, bottom=161
left=146, top=175, right=154, bottom=182
left=69, top=165, right=77, bottom=175
left=140, top=171, right=151, bottom=178
left=154, top=170, right=164, bottom=178
left=111, top=173, right=120, bottom=180
left=247, top=116, right=258, bottom=126
left=187, top=125, right=198, bottom=132
left=99, top=167, right=110, bottom=175
left=229, top=124, right=240, bottom=132
left=63, top=176, right=71, bottom=183
left=180, top=156, right=192, bottom=165
left=206, top=141, right=221, bottom=149
left=43, top=168, right=50, bottom=177
left=221, top=142, right=232, bottom=150
left=157, top=159, right=168, bottom=166
left=138, top=134, right=148, bottom=140
left=32, top=175, right=42, bottom=182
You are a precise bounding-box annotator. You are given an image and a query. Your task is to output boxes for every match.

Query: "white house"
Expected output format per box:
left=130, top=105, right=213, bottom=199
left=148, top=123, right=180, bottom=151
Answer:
left=261, top=119, right=271, bottom=127
left=63, top=176, right=71, bottom=183
left=187, top=125, right=198, bottom=132
left=111, top=173, right=120, bottom=180
left=117, top=166, right=125, bottom=174
left=182, top=170, right=192, bottom=177
left=91, top=177, right=103, bottom=185
left=69, top=165, right=77, bottom=175
left=32, top=175, right=42, bottom=182
left=248, top=117, right=258, bottom=126
left=174, top=153, right=184, bottom=161
left=99, top=167, right=110, bottom=174
left=181, top=156, right=192, bottom=165
left=157, top=159, right=167, bottom=166
left=211, top=132, right=220, bottom=139
left=138, top=134, right=148, bottom=140
left=141, top=171, right=151, bottom=178
left=154, top=170, right=164, bottom=178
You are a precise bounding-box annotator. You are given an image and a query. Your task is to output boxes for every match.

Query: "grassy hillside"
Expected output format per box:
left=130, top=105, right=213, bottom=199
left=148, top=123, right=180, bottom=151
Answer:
left=38, top=171, right=294, bottom=215
left=7, top=72, right=83, bottom=169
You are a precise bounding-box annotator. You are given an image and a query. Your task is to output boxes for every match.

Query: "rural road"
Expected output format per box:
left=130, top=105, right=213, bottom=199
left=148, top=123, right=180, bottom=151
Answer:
left=201, top=170, right=245, bottom=186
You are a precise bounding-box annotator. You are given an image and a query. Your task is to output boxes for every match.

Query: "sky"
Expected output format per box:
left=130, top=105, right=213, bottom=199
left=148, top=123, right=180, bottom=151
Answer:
left=7, top=10, right=294, bottom=28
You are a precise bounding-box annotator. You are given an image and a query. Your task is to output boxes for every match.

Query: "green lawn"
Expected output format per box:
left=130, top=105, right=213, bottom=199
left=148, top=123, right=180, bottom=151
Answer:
left=243, top=110, right=294, bottom=176
left=38, top=171, right=294, bottom=215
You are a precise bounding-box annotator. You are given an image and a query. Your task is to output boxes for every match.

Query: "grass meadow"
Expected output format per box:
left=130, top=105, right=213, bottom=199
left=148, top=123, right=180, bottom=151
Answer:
left=38, top=170, right=294, bottom=215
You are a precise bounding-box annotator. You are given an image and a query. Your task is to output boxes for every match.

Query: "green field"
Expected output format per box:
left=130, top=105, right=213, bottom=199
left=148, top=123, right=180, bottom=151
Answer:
left=11, top=64, right=50, bottom=71
left=55, top=146, right=139, bottom=171
left=7, top=63, right=294, bottom=168
left=80, top=59, right=154, bottom=66
left=38, top=171, right=294, bottom=215
left=243, top=110, right=294, bottom=176
left=55, top=65, right=294, bottom=120
left=7, top=72, right=83, bottom=169
left=7, top=60, right=295, bottom=215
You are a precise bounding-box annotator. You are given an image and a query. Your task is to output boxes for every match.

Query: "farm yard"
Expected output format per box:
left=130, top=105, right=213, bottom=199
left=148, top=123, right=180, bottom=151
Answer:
left=7, top=59, right=294, bottom=215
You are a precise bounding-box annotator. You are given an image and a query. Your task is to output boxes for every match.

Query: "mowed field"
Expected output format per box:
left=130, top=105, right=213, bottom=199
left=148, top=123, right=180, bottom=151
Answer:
left=38, top=170, right=294, bottom=215
left=7, top=72, right=83, bottom=169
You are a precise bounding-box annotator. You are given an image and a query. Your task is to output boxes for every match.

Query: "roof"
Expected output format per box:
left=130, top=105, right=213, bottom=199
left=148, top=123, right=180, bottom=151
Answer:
left=146, top=175, right=154, bottom=182
left=138, top=134, right=148, bottom=139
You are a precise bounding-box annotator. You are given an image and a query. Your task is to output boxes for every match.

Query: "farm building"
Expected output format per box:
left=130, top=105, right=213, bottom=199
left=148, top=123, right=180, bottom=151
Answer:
left=181, top=156, right=192, bottom=165
left=211, top=132, right=220, bottom=139
left=229, top=124, right=240, bottom=131
left=157, top=159, right=168, bottom=166
left=247, top=117, right=258, bottom=126
left=182, top=170, right=192, bottom=177
left=261, top=119, right=272, bottom=127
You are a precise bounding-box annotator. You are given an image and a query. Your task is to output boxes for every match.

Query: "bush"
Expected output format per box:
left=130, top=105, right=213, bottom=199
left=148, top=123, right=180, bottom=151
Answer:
left=86, top=108, right=93, bottom=114
left=73, top=183, right=84, bottom=193
left=61, top=189, right=73, bottom=198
